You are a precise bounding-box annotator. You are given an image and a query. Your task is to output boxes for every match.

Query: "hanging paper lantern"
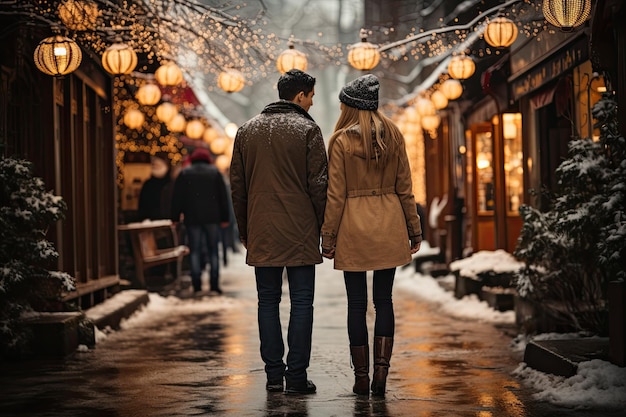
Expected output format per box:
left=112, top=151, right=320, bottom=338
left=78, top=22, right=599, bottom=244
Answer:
left=166, top=114, right=186, bottom=133
left=404, top=106, right=421, bottom=124
left=135, top=83, right=162, bottom=106
left=415, top=97, right=436, bottom=116
left=441, top=79, right=463, bottom=100
left=155, top=61, right=183, bottom=86
left=431, top=90, right=449, bottom=110
left=123, top=109, right=144, bottom=130
left=224, top=122, right=238, bottom=139
left=484, top=16, right=518, bottom=48
left=276, top=40, right=308, bottom=74
left=185, top=119, right=205, bottom=139
left=448, top=54, right=476, bottom=80
left=542, top=0, right=591, bottom=32
left=34, top=35, right=82, bottom=76
left=421, top=114, right=441, bottom=131
left=57, top=0, right=98, bottom=31
left=202, top=126, right=219, bottom=144
left=101, top=41, right=137, bottom=75
left=218, top=69, right=245, bottom=93
left=209, top=137, right=229, bottom=155
left=215, top=155, right=231, bottom=173
left=348, top=28, right=380, bottom=71
left=156, top=102, right=178, bottom=123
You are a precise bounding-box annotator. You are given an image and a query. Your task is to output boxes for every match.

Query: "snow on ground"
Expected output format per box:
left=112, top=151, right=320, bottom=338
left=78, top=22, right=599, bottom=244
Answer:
left=394, top=255, right=626, bottom=411
left=97, top=249, right=626, bottom=410
left=394, top=265, right=516, bottom=324
left=513, top=360, right=626, bottom=409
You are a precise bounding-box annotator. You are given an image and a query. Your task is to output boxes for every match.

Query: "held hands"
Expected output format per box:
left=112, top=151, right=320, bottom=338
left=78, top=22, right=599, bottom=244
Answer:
left=322, top=247, right=335, bottom=259
left=410, top=239, right=421, bottom=254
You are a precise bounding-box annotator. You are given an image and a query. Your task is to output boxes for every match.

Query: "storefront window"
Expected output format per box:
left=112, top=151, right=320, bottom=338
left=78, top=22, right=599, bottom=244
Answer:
left=476, top=131, right=494, bottom=214
left=503, top=113, right=523, bottom=215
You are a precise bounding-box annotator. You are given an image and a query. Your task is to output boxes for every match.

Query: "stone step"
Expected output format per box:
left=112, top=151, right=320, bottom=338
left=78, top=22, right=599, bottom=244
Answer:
left=22, top=312, right=87, bottom=357
left=524, top=338, right=610, bottom=377
left=18, top=289, right=150, bottom=358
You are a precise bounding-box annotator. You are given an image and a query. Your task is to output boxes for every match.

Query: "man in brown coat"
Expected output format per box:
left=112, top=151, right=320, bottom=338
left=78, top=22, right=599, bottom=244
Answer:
left=230, top=69, right=328, bottom=395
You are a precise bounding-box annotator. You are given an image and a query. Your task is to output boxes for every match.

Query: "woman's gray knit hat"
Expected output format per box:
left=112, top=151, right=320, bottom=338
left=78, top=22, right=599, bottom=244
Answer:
left=339, top=74, right=379, bottom=110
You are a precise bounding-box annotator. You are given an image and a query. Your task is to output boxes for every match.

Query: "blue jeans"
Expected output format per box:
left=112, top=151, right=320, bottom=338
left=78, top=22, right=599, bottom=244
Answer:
left=344, top=268, right=396, bottom=346
left=186, top=224, right=220, bottom=292
left=255, top=266, right=315, bottom=384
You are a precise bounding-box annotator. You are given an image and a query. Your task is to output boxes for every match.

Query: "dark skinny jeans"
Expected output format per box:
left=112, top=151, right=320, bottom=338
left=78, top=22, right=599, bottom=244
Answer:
left=343, top=268, right=396, bottom=347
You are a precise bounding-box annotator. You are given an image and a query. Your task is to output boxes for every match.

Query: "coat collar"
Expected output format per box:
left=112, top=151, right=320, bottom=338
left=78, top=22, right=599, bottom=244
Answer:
left=261, top=100, right=315, bottom=122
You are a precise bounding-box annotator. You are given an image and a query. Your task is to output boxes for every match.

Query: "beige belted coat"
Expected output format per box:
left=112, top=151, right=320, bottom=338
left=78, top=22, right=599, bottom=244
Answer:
left=321, top=126, right=422, bottom=271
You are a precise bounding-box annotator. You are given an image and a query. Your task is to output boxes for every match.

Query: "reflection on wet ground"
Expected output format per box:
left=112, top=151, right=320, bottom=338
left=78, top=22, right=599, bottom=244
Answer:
left=0, top=253, right=621, bottom=417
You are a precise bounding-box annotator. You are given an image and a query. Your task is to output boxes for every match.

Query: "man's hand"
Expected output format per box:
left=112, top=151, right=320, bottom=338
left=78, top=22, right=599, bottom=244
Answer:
left=322, top=247, right=335, bottom=259
left=410, top=240, right=421, bottom=254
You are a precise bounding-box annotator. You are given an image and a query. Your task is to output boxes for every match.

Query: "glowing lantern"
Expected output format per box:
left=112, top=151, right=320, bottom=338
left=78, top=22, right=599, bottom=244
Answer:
left=101, top=41, right=137, bottom=75
left=218, top=69, right=245, bottom=93
left=484, top=16, right=518, bottom=48
left=155, top=61, right=183, bottom=86
left=421, top=114, right=441, bottom=131
left=348, top=28, right=380, bottom=71
left=404, top=106, right=421, bottom=124
left=123, top=109, right=144, bottom=130
left=57, top=0, right=98, bottom=31
left=542, top=0, right=591, bottom=32
left=34, top=35, right=82, bottom=76
left=431, top=90, right=449, bottom=110
left=136, top=83, right=162, bottom=106
left=415, top=97, right=436, bottom=116
left=276, top=39, right=308, bottom=74
left=215, top=155, right=231, bottom=173
left=166, top=114, right=186, bottom=133
left=203, top=126, right=219, bottom=144
left=210, top=137, right=229, bottom=155
left=441, top=79, right=463, bottom=100
left=448, top=54, right=476, bottom=80
left=156, top=102, right=177, bottom=123
left=185, top=119, right=205, bottom=139
left=224, top=122, right=238, bottom=139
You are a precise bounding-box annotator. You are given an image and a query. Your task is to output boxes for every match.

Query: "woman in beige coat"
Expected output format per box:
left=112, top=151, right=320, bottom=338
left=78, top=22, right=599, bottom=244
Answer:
left=321, top=74, right=422, bottom=397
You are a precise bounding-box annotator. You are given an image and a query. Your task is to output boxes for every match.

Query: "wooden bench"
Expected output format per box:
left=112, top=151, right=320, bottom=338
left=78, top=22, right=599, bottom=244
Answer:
left=118, top=220, right=189, bottom=287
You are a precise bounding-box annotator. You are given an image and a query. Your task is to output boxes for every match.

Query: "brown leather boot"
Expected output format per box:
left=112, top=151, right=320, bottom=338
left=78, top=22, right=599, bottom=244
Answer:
left=371, top=336, right=393, bottom=396
left=350, top=345, right=369, bottom=395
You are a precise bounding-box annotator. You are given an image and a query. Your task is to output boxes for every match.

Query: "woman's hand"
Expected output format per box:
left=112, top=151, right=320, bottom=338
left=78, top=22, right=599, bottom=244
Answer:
left=410, top=239, right=421, bottom=254
left=322, top=247, right=335, bottom=259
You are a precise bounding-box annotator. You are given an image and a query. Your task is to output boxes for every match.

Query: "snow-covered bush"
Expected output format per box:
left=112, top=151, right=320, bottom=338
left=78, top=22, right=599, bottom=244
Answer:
left=514, top=92, right=626, bottom=335
left=0, top=157, right=75, bottom=357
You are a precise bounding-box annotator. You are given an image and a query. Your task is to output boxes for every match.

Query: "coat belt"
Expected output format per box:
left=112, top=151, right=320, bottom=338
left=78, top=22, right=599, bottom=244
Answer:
left=347, top=186, right=395, bottom=198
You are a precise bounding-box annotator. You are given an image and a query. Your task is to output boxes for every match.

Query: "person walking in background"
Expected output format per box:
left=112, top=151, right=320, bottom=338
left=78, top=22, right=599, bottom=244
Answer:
left=138, top=154, right=171, bottom=221
left=230, top=69, right=328, bottom=395
left=321, top=74, right=422, bottom=397
left=171, top=147, right=230, bottom=294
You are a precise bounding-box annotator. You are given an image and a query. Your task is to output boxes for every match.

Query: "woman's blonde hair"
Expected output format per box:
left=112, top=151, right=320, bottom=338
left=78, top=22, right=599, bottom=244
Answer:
left=328, top=104, right=404, bottom=169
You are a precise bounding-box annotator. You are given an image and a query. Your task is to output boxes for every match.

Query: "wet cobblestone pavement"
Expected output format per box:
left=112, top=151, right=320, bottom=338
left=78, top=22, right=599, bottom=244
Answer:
left=0, top=252, right=623, bottom=416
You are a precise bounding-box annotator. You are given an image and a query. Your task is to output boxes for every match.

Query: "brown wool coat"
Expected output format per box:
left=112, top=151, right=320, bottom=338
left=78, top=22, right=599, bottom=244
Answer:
left=321, top=126, right=422, bottom=271
left=230, top=100, right=328, bottom=267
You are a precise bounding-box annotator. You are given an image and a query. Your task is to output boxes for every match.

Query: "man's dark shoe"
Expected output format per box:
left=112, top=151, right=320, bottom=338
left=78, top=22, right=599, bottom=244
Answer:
left=266, top=379, right=283, bottom=392
left=284, top=379, right=316, bottom=395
